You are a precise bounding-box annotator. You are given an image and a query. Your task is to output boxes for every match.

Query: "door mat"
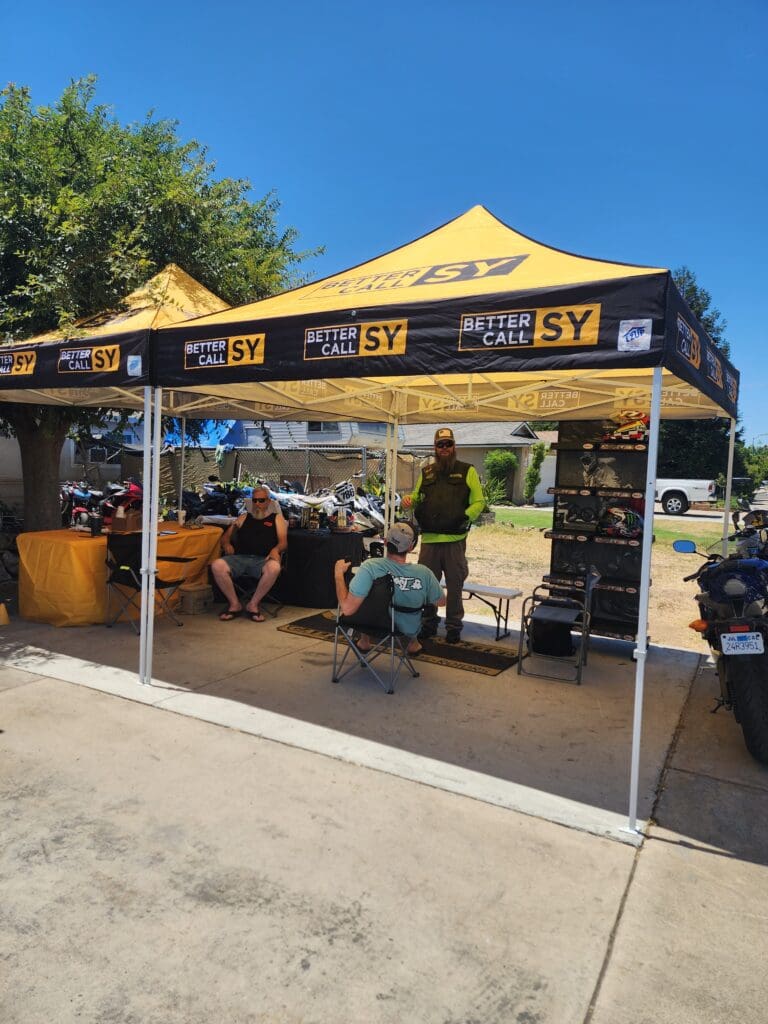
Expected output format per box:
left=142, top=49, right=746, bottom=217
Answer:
left=277, top=611, right=519, bottom=676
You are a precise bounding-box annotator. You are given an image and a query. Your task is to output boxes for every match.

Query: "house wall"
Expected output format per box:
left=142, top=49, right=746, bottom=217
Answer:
left=0, top=438, right=114, bottom=511
left=533, top=453, right=556, bottom=505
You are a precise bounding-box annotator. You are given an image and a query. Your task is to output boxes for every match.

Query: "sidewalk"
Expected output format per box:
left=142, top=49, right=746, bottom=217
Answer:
left=1, top=618, right=767, bottom=1022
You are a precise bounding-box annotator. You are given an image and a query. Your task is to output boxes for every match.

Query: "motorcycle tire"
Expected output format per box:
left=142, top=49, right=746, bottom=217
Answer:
left=728, top=653, right=768, bottom=764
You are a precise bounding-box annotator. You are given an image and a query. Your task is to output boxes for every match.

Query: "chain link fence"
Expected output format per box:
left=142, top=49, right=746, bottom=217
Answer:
left=123, top=446, right=421, bottom=502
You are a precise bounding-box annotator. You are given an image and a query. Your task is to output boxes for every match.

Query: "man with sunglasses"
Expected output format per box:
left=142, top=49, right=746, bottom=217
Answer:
left=401, top=427, right=484, bottom=643
left=211, top=485, right=287, bottom=622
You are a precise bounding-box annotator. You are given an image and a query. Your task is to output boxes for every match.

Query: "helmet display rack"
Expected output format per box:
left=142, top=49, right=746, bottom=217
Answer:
left=543, top=419, right=650, bottom=641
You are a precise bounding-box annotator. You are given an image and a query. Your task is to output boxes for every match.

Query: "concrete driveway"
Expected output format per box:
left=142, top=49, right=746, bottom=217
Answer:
left=1, top=609, right=767, bottom=1023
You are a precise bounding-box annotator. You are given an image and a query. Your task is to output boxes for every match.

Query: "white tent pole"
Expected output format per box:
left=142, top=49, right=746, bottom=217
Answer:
left=627, top=366, right=663, bottom=833
left=138, top=386, right=153, bottom=684
left=143, top=387, right=163, bottom=686
left=722, top=418, right=737, bottom=557
left=388, top=416, right=400, bottom=532
left=178, top=415, right=186, bottom=513
left=382, top=423, right=392, bottom=534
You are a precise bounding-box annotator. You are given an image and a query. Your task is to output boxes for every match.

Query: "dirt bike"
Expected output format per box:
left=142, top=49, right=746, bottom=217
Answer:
left=674, top=525, right=768, bottom=764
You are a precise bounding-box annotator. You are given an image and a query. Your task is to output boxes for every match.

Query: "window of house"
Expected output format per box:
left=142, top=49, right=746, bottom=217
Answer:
left=307, top=421, right=340, bottom=434
left=244, top=427, right=263, bottom=446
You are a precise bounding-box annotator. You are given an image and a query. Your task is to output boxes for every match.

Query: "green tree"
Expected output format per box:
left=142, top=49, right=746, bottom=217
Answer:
left=658, top=267, right=744, bottom=480
left=483, top=449, right=519, bottom=501
left=523, top=441, right=548, bottom=503
left=0, top=77, right=317, bottom=530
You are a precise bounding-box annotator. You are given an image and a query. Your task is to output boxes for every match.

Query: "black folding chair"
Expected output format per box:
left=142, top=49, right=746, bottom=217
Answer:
left=331, top=573, right=422, bottom=695
left=105, top=533, right=195, bottom=634
left=517, top=567, right=601, bottom=685
left=231, top=551, right=286, bottom=618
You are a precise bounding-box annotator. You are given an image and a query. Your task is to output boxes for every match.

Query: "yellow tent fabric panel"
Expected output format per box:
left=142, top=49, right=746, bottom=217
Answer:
left=179, top=206, right=663, bottom=326
left=156, top=367, right=724, bottom=423
left=27, top=264, right=229, bottom=343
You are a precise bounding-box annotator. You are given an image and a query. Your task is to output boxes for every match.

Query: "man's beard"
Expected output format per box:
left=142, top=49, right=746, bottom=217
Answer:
left=434, top=451, right=457, bottom=475
left=251, top=500, right=270, bottom=519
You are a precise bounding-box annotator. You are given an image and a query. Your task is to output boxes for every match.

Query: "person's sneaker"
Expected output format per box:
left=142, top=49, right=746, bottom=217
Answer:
left=445, top=628, right=462, bottom=644
left=418, top=623, right=438, bottom=641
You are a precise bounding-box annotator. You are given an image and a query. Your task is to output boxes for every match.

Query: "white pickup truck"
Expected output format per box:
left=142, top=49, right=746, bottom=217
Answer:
left=655, top=479, right=717, bottom=515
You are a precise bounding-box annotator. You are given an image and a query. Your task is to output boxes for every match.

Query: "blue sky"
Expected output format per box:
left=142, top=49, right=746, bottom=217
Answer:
left=3, top=1, right=766, bottom=441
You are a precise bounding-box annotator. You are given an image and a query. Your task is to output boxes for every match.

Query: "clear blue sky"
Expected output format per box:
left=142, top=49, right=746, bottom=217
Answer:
left=3, top=1, right=766, bottom=441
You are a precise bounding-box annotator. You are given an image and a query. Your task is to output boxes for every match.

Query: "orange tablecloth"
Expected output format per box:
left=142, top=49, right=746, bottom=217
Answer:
left=17, top=526, right=222, bottom=627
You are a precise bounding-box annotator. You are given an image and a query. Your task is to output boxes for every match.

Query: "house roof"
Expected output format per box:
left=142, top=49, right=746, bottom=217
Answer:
left=400, top=421, right=536, bottom=448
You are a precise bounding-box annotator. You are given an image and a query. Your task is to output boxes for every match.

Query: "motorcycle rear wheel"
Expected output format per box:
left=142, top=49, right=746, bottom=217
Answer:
left=728, top=653, right=768, bottom=764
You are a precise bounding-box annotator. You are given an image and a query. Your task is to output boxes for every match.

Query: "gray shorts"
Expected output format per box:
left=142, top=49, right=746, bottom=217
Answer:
left=222, top=553, right=267, bottom=579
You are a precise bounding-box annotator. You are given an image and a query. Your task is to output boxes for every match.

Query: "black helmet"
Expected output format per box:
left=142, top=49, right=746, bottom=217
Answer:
left=599, top=506, right=643, bottom=538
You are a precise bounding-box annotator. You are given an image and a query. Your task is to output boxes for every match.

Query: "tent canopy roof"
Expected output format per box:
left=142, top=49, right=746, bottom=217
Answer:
left=1, top=209, right=739, bottom=424
left=179, top=205, right=663, bottom=327
left=26, top=264, right=229, bottom=342
left=155, top=206, right=738, bottom=422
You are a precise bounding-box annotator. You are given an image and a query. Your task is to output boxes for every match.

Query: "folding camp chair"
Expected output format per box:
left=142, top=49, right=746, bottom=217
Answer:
left=331, top=573, right=422, bottom=694
left=230, top=550, right=286, bottom=618
left=105, top=533, right=195, bottom=634
left=517, top=567, right=601, bottom=685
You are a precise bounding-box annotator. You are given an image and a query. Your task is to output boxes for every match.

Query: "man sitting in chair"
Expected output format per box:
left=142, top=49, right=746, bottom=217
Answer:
left=334, top=523, right=445, bottom=655
left=211, top=486, right=287, bottom=622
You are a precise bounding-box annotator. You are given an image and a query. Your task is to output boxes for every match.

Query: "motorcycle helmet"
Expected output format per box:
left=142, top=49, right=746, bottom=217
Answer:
left=599, top=506, right=644, bottom=539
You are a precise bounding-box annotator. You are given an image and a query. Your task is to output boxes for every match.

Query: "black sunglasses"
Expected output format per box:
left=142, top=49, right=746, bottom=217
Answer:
left=435, top=440, right=454, bottom=449
left=253, top=497, right=269, bottom=503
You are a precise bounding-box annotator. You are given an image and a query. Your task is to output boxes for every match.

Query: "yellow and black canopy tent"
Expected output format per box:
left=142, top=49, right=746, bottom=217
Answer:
left=153, top=205, right=738, bottom=424
left=0, top=208, right=741, bottom=837
left=0, top=263, right=228, bottom=408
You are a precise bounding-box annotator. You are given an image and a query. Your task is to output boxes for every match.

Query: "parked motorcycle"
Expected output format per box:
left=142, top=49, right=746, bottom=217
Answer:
left=674, top=521, right=768, bottom=763
left=60, top=480, right=104, bottom=527
left=99, top=478, right=143, bottom=526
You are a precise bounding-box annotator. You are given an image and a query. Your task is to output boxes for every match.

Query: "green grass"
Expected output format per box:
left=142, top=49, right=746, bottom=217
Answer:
left=488, top=506, right=725, bottom=551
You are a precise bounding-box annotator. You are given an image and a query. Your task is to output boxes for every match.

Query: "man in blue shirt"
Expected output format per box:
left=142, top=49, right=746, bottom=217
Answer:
left=334, top=522, right=445, bottom=655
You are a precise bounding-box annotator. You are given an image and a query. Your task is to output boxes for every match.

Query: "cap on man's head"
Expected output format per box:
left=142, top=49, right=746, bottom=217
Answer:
left=385, top=522, right=415, bottom=554
left=434, top=427, right=454, bottom=443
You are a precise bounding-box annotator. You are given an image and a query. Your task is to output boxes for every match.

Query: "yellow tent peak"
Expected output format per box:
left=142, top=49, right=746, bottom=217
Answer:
left=176, top=205, right=665, bottom=329
left=22, top=265, right=229, bottom=343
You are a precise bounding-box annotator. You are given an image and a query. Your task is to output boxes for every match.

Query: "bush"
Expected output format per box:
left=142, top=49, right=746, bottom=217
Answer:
left=480, top=477, right=507, bottom=512
left=523, top=442, right=548, bottom=504
left=483, top=450, right=519, bottom=501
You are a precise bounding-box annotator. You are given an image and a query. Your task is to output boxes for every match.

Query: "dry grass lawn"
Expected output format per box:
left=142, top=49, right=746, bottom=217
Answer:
left=458, top=519, right=725, bottom=651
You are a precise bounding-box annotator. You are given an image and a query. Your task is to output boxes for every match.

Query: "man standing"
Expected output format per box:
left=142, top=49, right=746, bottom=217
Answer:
left=211, top=486, right=287, bottom=622
left=334, top=523, right=444, bottom=655
left=401, top=427, right=484, bottom=643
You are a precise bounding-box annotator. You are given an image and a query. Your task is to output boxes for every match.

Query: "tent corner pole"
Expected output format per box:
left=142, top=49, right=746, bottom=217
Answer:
left=143, top=387, right=163, bottom=687
left=138, top=386, right=153, bottom=684
left=626, top=366, right=663, bottom=834
left=722, top=418, right=737, bottom=556
left=178, top=415, right=186, bottom=512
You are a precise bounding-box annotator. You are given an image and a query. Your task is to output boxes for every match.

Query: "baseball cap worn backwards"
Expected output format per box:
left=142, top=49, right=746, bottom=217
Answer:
left=434, top=427, right=454, bottom=443
left=386, top=522, right=415, bottom=553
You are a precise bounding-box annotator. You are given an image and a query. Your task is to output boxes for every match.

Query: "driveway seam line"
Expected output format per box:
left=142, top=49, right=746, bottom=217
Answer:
left=582, top=653, right=703, bottom=1023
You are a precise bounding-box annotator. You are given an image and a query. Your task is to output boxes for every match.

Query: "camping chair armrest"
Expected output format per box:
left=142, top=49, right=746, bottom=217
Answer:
left=531, top=583, right=585, bottom=608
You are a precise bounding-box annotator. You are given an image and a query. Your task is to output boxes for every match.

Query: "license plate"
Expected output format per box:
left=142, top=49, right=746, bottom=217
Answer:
left=720, top=632, right=765, bottom=655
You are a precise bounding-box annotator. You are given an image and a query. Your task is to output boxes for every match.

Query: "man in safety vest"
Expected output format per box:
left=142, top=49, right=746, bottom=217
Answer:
left=401, top=427, right=484, bottom=643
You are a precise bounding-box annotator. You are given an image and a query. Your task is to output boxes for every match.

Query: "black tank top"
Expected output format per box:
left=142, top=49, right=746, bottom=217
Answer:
left=233, top=513, right=278, bottom=557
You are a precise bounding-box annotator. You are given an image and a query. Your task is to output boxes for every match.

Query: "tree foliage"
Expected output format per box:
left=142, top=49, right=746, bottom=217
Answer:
left=482, top=449, right=519, bottom=503
left=523, top=441, right=548, bottom=504
left=0, top=77, right=317, bottom=529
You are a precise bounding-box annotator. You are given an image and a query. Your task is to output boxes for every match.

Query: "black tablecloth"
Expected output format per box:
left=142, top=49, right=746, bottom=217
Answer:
left=272, top=529, right=365, bottom=608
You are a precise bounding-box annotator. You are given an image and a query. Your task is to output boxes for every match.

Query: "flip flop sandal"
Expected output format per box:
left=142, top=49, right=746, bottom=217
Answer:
left=219, top=609, right=241, bottom=621
left=248, top=611, right=266, bottom=622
